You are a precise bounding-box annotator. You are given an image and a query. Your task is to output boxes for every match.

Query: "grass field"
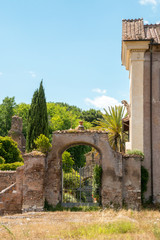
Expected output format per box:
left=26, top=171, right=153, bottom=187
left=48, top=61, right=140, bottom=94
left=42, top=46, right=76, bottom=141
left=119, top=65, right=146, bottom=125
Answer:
left=0, top=209, right=160, bottom=239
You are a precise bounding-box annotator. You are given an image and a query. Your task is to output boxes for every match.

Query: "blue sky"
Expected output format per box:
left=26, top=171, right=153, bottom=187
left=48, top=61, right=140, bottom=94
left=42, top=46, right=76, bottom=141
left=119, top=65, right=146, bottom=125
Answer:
left=0, top=0, right=160, bottom=111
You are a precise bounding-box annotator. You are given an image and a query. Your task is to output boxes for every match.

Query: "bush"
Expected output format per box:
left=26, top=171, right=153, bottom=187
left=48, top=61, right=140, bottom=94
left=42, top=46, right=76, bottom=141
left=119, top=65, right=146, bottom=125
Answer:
left=0, top=156, right=5, bottom=164
left=63, top=169, right=81, bottom=189
left=0, top=162, right=24, bottom=170
left=92, top=165, right=102, bottom=203
left=0, top=136, right=23, bottom=163
left=63, top=193, right=77, bottom=203
left=62, top=151, right=74, bottom=173
left=34, top=134, right=52, bottom=154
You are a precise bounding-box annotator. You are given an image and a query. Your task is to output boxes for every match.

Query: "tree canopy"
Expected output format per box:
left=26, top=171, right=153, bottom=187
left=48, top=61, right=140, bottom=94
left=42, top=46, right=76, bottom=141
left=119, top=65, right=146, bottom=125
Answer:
left=0, top=97, right=16, bottom=136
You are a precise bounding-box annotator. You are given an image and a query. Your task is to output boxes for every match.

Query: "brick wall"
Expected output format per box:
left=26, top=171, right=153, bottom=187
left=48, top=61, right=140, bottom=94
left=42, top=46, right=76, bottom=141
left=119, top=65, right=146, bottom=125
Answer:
left=0, top=171, right=16, bottom=192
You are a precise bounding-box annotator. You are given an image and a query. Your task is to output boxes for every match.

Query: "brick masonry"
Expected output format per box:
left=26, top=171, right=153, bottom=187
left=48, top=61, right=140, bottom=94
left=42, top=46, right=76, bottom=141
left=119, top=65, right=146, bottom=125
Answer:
left=0, top=171, right=16, bottom=192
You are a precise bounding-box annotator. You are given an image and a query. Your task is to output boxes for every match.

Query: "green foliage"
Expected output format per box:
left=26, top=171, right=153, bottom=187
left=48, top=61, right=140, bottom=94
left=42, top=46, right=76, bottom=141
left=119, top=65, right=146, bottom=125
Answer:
left=14, top=103, right=30, bottom=138
left=62, top=151, right=74, bottom=173
left=0, top=97, right=16, bottom=136
left=0, top=156, right=5, bottom=164
left=44, top=200, right=101, bottom=212
left=95, top=105, right=126, bottom=152
left=153, top=225, right=160, bottom=239
left=34, top=134, right=51, bottom=154
left=68, top=145, right=91, bottom=168
left=141, top=165, right=149, bottom=202
left=63, top=169, right=81, bottom=189
left=92, top=165, right=102, bottom=203
left=47, top=102, right=93, bottom=140
left=26, top=80, right=49, bottom=151
left=82, top=109, right=103, bottom=126
left=63, top=193, right=77, bottom=203
left=0, top=162, right=23, bottom=170
left=73, top=221, right=137, bottom=237
left=0, top=136, right=23, bottom=163
left=126, top=149, right=144, bottom=159
left=48, top=103, right=80, bottom=132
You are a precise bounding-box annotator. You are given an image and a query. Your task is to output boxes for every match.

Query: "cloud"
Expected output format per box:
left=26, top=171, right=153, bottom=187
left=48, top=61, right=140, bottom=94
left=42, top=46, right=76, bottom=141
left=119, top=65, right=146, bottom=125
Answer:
left=92, top=88, right=106, bottom=94
left=139, top=0, right=157, bottom=5
left=29, top=71, right=36, bottom=78
left=156, top=21, right=160, bottom=24
left=85, top=95, right=121, bottom=111
left=144, top=20, right=149, bottom=24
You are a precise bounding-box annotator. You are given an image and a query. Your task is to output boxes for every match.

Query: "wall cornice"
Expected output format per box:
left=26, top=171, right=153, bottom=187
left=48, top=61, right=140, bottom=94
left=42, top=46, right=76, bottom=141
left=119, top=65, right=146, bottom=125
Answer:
left=122, top=41, right=150, bottom=70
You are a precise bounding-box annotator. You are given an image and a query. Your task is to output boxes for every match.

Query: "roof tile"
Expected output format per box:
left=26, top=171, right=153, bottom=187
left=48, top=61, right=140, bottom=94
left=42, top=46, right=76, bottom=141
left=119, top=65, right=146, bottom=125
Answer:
left=122, top=18, right=160, bottom=43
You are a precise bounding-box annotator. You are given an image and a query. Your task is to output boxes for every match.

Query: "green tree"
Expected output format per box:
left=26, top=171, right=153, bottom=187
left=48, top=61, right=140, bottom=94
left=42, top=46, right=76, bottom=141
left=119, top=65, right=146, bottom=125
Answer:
left=82, top=109, right=103, bottom=126
left=68, top=145, right=91, bottom=168
left=62, top=151, right=74, bottom=172
left=26, top=81, right=48, bottom=151
left=0, top=97, right=16, bottom=136
left=96, top=105, right=125, bottom=152
left=0, top=136, right=23, bottom=163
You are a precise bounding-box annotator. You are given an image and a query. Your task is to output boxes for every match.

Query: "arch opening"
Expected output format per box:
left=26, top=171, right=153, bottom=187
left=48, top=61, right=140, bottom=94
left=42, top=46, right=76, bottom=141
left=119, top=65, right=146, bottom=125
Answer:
left=61, top=144, right=101, bottom=207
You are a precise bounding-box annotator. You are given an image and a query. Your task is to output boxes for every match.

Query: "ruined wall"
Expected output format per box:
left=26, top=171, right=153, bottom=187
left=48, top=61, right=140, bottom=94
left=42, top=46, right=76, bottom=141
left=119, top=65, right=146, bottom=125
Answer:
left=8, top=116, right=26, bottom=153
left=22, top=151, right=45, bottom=212
left=122, top=155, right=141, bottom=209
left=0, top=183, right=22, bottom=215
left=0, top=131, right=142, bottom=215
left=0, top=171, right=16, bottom=191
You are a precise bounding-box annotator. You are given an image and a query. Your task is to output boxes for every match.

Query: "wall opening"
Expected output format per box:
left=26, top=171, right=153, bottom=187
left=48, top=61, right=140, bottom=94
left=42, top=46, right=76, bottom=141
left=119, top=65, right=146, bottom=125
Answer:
left=61, top=144, right=101, bottom=207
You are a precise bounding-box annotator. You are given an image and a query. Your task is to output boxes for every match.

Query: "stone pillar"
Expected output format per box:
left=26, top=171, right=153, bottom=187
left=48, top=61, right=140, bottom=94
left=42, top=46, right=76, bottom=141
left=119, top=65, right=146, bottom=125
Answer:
left=122, top=155, right=141, bottom=209
left=22, top=151, right=45, bottom=212
left=129, top=50, right=145, bottom=151
left=8, top=116, right=26, bottom=153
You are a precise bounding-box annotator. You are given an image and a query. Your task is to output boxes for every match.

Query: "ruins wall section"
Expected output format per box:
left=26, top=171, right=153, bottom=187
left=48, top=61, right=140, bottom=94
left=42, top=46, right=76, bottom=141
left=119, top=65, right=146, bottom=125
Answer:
left=0, top=171, right=16, bottom=191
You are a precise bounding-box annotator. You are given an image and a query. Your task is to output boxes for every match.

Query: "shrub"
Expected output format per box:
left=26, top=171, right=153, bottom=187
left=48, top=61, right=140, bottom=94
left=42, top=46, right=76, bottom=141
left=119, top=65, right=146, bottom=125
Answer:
left=63, top=169, right=81, bottom=189
left=63, top=193, right=77, bottom=203
left=62, top=151, right=74, bottom=173
left=126, top=149, right=144, bottom=159
left=92, top=165, right=102, bottom=203
left=0, top=136, right=23, bottom=163
left=34, top=134, right=51, bottom=154
left=0, top=156, right=5, bottom=164
left=0, top=162, right=24, bottom=170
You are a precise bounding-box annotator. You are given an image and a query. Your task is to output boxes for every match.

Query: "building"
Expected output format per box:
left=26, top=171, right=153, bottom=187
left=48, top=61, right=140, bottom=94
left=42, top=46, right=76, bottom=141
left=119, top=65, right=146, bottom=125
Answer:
left=121, top=18, right=160, bottom=202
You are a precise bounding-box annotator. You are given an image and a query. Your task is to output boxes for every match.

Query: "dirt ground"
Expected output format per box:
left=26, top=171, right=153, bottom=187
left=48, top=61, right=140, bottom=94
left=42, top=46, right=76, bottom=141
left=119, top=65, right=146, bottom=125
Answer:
left=0, top=210, right=160, bottom=239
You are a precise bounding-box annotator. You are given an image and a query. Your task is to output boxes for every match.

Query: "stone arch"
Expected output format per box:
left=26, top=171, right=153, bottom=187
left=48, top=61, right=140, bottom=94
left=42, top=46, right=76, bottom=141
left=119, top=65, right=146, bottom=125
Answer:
left=45, top=130, right=123, bottom=207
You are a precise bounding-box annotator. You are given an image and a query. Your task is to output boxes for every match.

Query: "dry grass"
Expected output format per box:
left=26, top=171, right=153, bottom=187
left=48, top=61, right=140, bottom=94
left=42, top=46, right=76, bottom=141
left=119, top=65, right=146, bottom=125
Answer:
left=0, top=209, right=160, bottom=239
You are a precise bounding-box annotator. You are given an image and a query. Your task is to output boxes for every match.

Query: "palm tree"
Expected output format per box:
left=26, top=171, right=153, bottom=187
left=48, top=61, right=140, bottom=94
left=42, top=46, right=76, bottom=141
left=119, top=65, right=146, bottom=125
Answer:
left=95, top=105, right=126, bottom=152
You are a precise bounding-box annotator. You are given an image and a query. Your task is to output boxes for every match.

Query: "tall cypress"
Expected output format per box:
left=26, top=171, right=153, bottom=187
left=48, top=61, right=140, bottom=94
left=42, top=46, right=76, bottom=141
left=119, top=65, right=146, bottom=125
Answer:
left=26, top=80, right=48, bottom=152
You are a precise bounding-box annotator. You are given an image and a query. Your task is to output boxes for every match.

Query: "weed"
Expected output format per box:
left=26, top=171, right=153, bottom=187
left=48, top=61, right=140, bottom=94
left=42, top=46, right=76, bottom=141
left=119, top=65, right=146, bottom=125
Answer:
left=67, top=221, right=138, bottom=238
left=1, top=224, right=16, bottom=240
left=126, top=149, right=144, bottom=159
left=153, top=225, right=160, bottom=239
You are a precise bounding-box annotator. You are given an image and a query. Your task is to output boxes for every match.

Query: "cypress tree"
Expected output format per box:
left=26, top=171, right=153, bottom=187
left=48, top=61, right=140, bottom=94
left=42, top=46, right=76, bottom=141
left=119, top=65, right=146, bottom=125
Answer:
left=26, top=80, right=48, bottom=152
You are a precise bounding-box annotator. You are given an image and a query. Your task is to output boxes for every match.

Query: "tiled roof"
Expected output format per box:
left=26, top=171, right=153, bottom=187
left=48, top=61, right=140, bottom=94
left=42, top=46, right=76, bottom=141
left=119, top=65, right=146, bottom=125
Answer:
left=122, top=18, right=160, bottom=44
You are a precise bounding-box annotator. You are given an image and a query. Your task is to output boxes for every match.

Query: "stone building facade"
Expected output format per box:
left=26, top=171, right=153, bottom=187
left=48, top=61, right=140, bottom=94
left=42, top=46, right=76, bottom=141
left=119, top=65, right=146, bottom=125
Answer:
left=122, top=18, right=160, bottom=201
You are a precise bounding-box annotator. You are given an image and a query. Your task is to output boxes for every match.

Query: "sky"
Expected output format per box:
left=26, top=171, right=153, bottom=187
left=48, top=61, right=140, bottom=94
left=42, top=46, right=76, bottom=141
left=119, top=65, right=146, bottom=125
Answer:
left=0, top=0, right=160, bottom=111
